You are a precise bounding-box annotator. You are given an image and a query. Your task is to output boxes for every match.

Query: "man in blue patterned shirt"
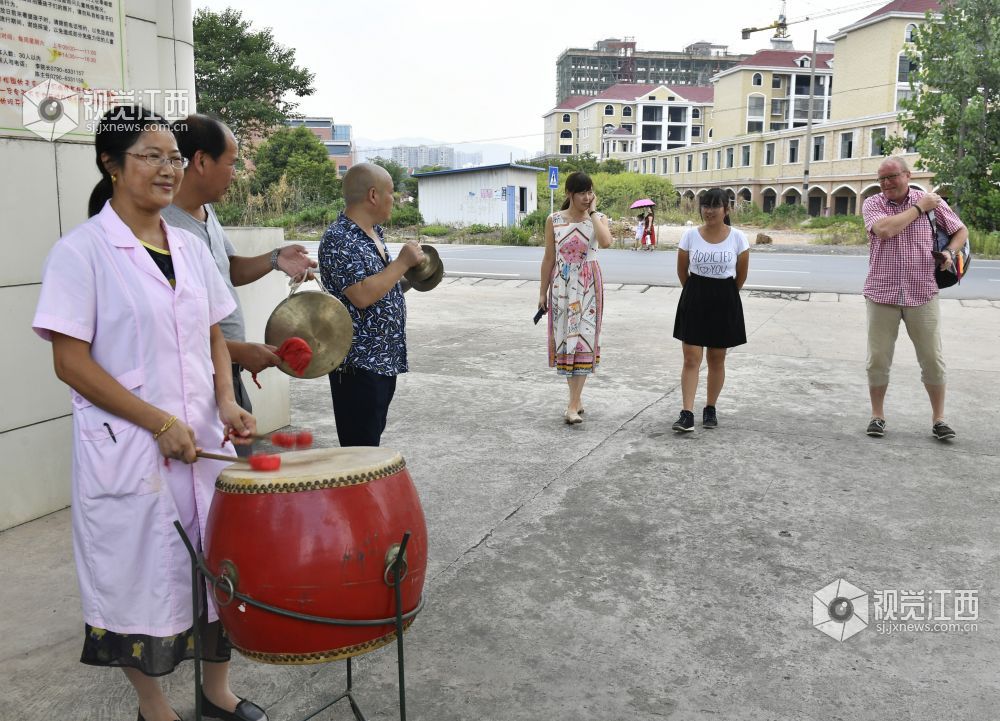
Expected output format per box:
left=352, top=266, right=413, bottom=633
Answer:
left=319, top=163, right=425, bottom=446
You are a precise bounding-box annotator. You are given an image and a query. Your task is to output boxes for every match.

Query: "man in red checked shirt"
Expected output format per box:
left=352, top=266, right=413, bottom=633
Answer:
left=861, top=156, right=968, bottom=441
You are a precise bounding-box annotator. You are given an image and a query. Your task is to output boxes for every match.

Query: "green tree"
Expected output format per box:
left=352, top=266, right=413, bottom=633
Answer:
left=253, top=126, right=341, bottom=203
left=370, top=157, right=409, bottom=191
left=895, top=0, right=1000, bottom=230
left=193, top=8, right=315, bottom=148
left=403, top=166, right=446, bottom=199
left=521, top=153, right=625, bottom=176
left=535, top=171, right=676, bottom=218
left=599, top=158, right=627, bottom=174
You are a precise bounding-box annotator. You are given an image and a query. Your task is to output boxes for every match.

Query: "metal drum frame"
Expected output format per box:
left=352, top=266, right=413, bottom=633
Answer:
left=175, top=521, right=423, bottom=721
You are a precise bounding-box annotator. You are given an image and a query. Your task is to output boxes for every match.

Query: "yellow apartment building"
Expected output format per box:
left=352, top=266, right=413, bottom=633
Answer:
left=543, top=83, right=714, bottom=161
left=631, top=0, right=940, bottom=216
left=542, top=0, right=943, bottom=216
left=544, top=95, right=587, bottom=157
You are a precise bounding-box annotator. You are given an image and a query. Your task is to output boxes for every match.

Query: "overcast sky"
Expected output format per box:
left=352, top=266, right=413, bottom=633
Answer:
left=195, top=0, right=889, bottom=155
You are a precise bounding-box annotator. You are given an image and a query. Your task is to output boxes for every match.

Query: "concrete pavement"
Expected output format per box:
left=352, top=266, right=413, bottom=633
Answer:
left=3, top=280, right=999, bottom=720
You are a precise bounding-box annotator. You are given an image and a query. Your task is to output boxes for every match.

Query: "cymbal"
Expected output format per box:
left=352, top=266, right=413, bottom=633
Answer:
left=404, top=244, right=444, bottom=292
left=264, top=291, right=353, bottom=378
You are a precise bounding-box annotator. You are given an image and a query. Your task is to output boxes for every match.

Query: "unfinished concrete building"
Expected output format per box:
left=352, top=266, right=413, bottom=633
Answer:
left=556, top=39, right=750, bottom=101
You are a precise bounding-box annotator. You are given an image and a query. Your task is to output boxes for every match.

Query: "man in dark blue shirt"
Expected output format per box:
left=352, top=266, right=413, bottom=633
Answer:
left=319, top=163, right=424, bottom=446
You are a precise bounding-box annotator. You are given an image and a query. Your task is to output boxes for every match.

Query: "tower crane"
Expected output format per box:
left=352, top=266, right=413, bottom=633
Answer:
left=739, top=1, right=885, bottom=201
left=741, top=0, right=886, bottom=40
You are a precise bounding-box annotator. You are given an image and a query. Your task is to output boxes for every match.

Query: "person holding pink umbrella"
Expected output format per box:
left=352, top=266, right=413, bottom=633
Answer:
left=642, top=208, right=657, bottom=250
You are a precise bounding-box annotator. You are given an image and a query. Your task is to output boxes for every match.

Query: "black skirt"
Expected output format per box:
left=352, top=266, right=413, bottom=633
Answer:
left=80, top=609, right=231, bottom=677
left=673, top=273, right=747, bottom=348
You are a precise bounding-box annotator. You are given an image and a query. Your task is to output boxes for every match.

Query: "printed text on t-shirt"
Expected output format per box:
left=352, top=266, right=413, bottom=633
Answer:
left=692, top=248, right=735, bottom=277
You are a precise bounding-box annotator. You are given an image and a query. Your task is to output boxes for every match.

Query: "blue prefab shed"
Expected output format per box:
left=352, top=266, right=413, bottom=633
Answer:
left=413, top=163, right=545, bottom=227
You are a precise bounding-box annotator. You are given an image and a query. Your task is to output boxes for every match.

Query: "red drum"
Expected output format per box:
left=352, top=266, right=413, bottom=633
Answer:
left=204, top=447, right=427, bottom=665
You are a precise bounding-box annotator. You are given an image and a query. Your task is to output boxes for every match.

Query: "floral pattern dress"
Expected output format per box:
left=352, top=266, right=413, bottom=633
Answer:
left=548, top=212, right=604, bottom=375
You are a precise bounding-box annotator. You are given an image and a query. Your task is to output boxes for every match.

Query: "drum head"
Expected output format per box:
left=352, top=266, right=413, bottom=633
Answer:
left=264, top=292, right=353, bottom=379
left=217, top=447, right=405, bottom=493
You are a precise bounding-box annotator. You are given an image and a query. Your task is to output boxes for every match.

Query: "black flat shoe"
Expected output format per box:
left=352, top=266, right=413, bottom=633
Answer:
left=200, top=693, right=268, bottom=721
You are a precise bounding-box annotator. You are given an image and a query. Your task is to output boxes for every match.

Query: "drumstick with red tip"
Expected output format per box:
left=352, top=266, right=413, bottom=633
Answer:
left=198, top=451, right=282, bottom=471
left=222, top=430, right=314, bottom=449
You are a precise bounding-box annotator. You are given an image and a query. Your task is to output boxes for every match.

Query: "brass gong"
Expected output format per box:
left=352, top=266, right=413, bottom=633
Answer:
left=264, top=291, right=353, bottom=378
left=403, top=244, right=444, bottom=292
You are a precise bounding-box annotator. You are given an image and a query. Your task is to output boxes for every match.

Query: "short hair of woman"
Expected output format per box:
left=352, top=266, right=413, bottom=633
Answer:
left=560, top=171, right=593, bottom=210
left=87, top=105, right=169, bottom=218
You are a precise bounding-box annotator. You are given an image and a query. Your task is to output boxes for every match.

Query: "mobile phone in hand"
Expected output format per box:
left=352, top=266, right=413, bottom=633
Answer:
left=533, top=307, right=546, bottom=324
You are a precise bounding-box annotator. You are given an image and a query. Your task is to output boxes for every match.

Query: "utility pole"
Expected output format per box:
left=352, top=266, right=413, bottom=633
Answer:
left=802, top=30, right=818, bottom=203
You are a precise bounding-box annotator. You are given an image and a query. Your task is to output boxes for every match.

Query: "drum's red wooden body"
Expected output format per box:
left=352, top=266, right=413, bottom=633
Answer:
left=204, top=447, right=427, bottom=664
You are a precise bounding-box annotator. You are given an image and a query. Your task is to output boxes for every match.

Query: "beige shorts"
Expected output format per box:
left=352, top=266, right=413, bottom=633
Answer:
left=866, top=297, right=945, bottom=386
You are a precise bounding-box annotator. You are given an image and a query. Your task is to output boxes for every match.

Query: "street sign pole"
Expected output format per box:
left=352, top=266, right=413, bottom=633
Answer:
left=548, top=166, right=559, bottom=217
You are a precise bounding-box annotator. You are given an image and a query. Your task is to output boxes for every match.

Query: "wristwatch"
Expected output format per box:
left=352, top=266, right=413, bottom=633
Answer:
left=269, top=247, right=281, bottom=271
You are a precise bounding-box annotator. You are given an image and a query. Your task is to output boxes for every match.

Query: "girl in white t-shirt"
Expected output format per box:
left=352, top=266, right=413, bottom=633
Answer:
left=671, top=189, right=750, bottom=432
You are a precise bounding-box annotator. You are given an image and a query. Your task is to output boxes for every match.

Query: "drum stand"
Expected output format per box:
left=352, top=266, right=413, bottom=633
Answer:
left=175, top=521, right=421, bottom=721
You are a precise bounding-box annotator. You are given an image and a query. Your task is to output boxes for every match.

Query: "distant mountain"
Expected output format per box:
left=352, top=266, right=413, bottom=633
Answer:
left=355, top=137, right=538, bottom=166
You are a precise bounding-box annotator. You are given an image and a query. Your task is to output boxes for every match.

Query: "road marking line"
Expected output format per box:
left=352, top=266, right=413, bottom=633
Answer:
left=445, top=258, right=538, bottom=263
left=744, top=284, right=804, bottom=290
left=448, top=272, right=521, bottom=277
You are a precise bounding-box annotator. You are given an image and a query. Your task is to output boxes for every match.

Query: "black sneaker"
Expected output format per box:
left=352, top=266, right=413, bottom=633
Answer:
left=672, top=410, right=695, bottom=433
left=866, top=418, right=886, bottom=437
left=932, top=421, right=956, bottom=441
left=702, top=405, right=718, bottom=428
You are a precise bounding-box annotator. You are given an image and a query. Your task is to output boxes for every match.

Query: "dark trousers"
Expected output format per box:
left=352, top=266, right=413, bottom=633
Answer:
left=232, top=364, right=253, bottom=458
left=328, top=366, right=397, bottom=447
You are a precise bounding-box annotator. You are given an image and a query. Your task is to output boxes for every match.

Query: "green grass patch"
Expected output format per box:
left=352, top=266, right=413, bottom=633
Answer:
left=805, top=214, right=865, bottom=229
left=970, top=228, right=1000, bottom=258
left=466, top=223, right=496, bottom=234
left=501, top=226, right=533, bottom=246
left=420, top=224, right=451, bottom=237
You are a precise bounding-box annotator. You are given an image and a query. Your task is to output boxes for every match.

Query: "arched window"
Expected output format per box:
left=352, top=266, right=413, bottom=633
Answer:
left=560, top=129, right=572, bottom=139
left=603, top=124, right=615, bottom=134
left=905, top=23, right=917, bottom=42
left=708, top=128, right=714, bottom=138
left=622, top=106, right=633, bottom=117
left=692, top=108, right=701, bottom=119
left=752, top=72, right=763, bottom=86
left=604, top=104, right=614, bottom=115
left=562, top=113, right=571, bottom=123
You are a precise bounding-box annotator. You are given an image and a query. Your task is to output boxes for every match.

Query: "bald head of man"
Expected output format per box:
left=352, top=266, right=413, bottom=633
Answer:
left=342, top=162, right=395, bottom=221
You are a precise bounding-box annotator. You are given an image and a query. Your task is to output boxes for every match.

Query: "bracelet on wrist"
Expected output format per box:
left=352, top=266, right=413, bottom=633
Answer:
left=914, top=206, right=924, bottom=216
left=153, top=415, right=178, bottom=440
left=269, top=247, right=281, bottom=271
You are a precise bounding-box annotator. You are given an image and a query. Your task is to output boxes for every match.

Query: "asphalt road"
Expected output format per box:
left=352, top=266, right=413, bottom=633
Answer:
left=302, top=241, right=1000, bottom=299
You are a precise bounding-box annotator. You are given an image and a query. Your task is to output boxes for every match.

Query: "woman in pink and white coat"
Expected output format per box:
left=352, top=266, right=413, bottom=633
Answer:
left=32, top=107, right=265, bottom=721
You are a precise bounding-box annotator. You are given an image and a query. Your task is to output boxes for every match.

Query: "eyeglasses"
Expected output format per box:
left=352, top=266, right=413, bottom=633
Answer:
left=877, top=172, right=905, bottom=184
left=126, top=152, right=189, bottom=170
